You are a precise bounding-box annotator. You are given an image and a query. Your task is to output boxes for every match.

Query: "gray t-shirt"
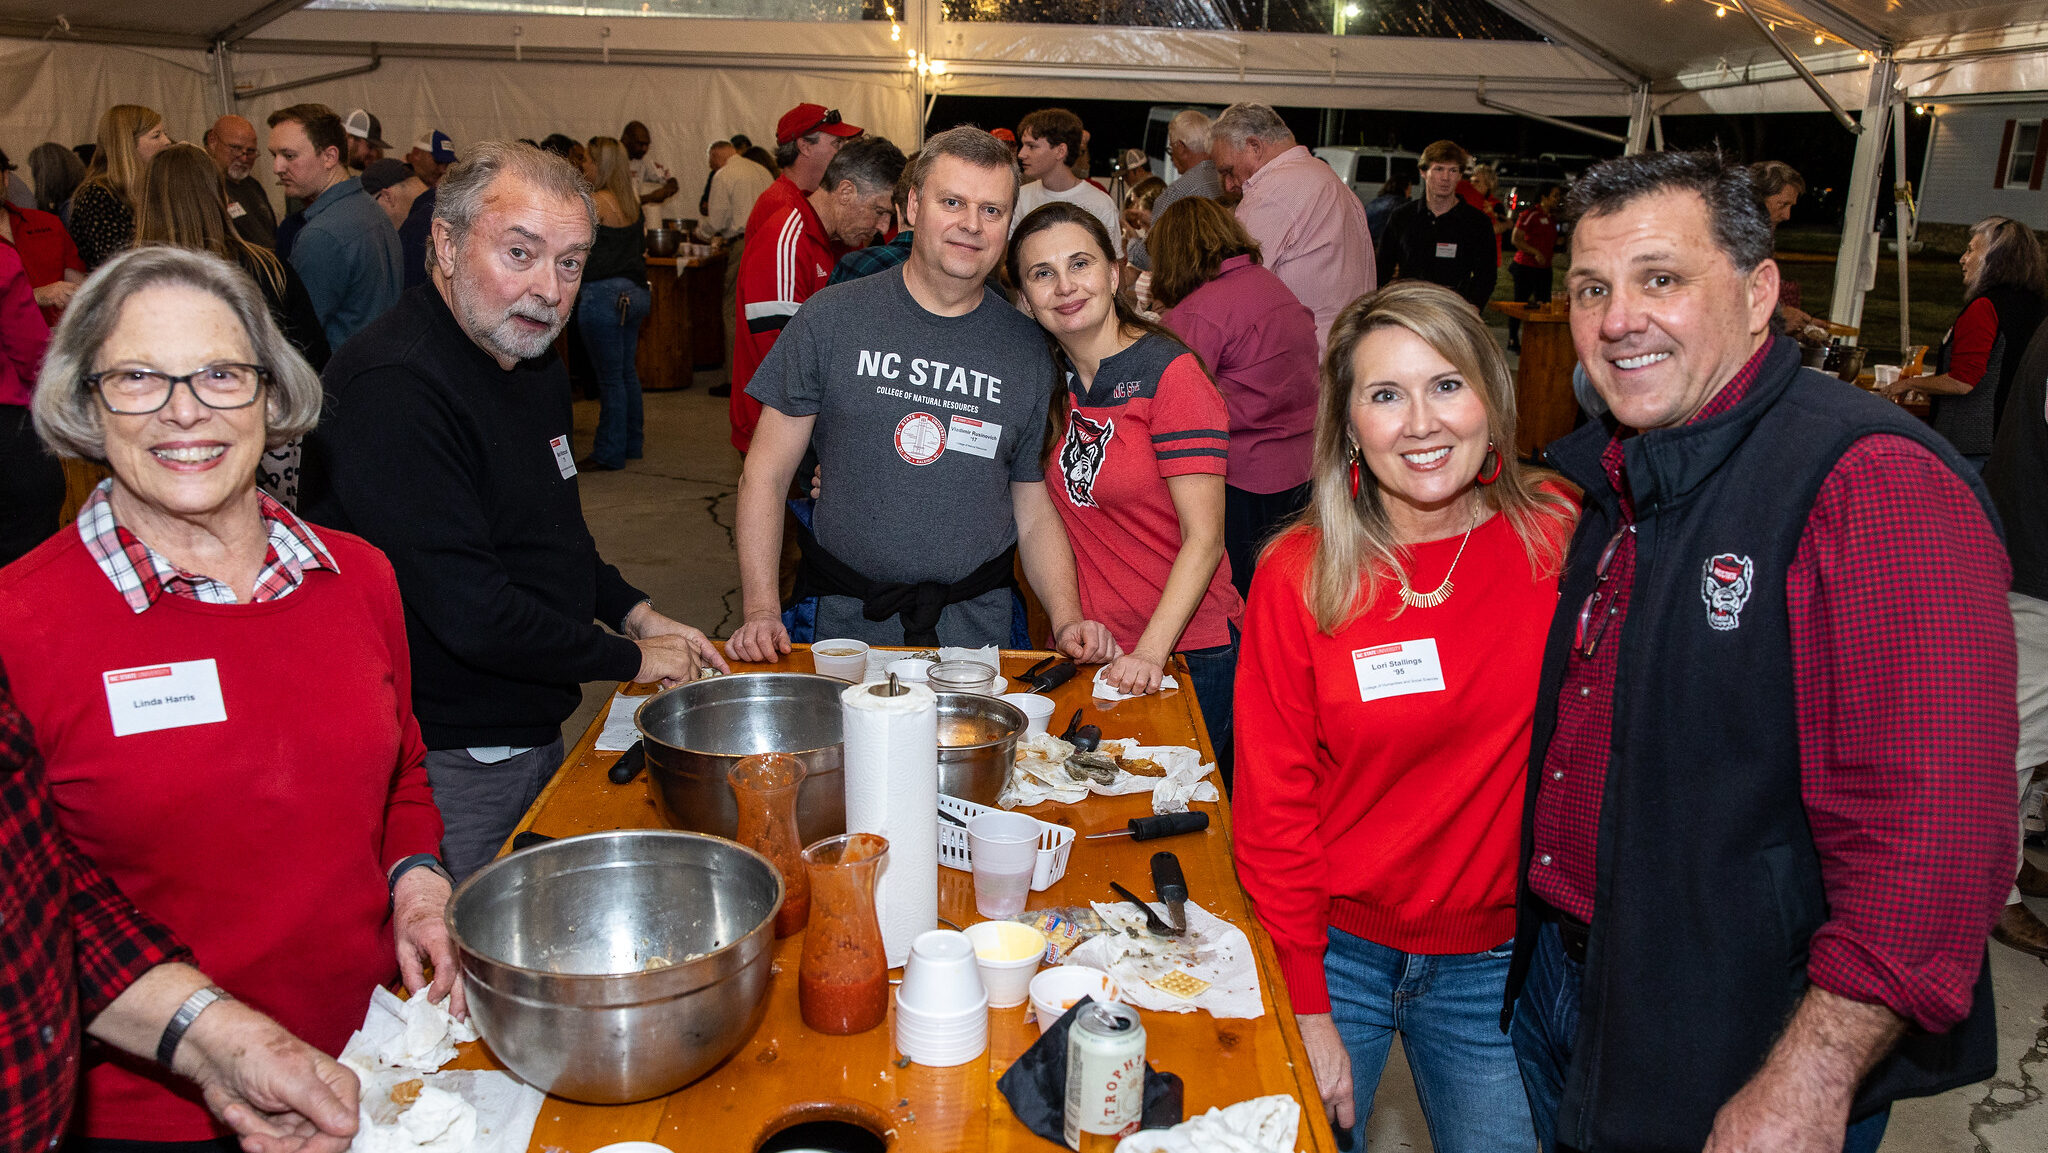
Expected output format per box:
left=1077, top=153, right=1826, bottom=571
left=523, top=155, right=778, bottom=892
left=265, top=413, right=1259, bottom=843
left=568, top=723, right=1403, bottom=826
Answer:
left=747, top=266, right=1057, bottom=646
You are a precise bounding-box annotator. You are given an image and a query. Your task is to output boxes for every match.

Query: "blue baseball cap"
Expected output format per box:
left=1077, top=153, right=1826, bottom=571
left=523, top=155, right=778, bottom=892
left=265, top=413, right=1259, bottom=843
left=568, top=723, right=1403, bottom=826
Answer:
left=413, top=130, right=457, bottom=165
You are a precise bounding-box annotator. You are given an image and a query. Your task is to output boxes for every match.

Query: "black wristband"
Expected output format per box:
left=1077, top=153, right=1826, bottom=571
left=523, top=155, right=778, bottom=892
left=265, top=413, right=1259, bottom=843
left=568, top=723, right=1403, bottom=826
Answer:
left=156, top=985, right=231, bottom=1068
left=388, top=853, right=451, bottom=895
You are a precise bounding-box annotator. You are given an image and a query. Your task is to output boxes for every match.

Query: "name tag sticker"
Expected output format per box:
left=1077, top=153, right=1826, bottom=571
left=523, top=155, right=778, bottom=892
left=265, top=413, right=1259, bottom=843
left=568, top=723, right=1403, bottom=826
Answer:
left=549, top=435, right=577, bottom=478
left=103, top=659, right=227, bottom=737
left=226, top=201, right=247, bottom=219
left=946, top=415, right=1002, bottom=460
left=1435, top=242, right=1458, bottom=259
left=1351, top=639, right=1447, bottom=703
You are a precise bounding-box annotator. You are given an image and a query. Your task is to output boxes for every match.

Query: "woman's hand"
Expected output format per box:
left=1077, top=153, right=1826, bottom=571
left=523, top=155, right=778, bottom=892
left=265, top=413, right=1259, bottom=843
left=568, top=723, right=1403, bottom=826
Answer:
left=392, top=868, right=465, bottom=1020
left=1054, top=619, right=1121, bottom=664
left=1295, top=1012, right=1357, bottom=1132
left=1103, top=651, right=1166, bottom=696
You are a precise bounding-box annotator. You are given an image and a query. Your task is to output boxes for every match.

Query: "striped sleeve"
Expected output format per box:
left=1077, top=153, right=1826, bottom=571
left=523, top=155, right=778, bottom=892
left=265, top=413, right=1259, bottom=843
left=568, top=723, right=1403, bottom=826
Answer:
left=1149, top=353, right=1230, bottom=477
left=743, top=209, right=807, bottom=334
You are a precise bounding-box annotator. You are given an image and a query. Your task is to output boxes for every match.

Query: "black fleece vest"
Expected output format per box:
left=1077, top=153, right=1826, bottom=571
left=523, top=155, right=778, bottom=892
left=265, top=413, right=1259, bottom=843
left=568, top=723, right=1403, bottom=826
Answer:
left=1505, top=337, right=2000, bottom=1152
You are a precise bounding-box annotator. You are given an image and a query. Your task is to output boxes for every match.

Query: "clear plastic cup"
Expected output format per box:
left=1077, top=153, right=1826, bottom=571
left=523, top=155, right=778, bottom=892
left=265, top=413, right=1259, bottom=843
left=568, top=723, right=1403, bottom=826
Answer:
left=963, top=920, right=1047, bottom=1007
left=1027, top=966, right=1120, bottom=1035
left=809, top=639, right=870, bottom=681
left=897, top=929, right=987, bottom=1015
left=928, top=660, right=997, bottom=695
left=999, top=693, right=1056, bottom=738
left=966, top=812, right=1040, bottom=918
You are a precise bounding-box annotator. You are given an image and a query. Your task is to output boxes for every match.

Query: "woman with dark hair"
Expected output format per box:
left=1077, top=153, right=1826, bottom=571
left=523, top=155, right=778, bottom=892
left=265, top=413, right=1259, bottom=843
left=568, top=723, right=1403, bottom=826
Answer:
left=70, top=104, right=174, bottom=269
left=1010, top=200, right=1243, bottom=781
left=1234, top=280, right=1577, bottom=1151
left=1149, top=195, right=1319, bottom=599
left=1883, top=215, right=2047, bottom=468
left=29, top=142, right=86, bottom=219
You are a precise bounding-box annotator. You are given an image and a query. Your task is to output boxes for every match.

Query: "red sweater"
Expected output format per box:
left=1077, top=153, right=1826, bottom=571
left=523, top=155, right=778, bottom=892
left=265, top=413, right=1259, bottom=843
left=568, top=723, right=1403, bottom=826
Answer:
left=1233, top=512, right=1565, bottom=1013
left=0, top=528, right=440, bottom=1141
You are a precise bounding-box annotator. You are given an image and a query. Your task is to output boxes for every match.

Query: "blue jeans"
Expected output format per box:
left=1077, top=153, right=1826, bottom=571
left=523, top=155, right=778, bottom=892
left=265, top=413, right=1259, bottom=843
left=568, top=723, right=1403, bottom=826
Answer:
left=1323, top=927, right=1535, bottom=1153
left=578, top=277, right=651, bottom=467
left=1511, top=920, right=1890, bottom=1152
left=1180, top=622, right=1238, bottom=792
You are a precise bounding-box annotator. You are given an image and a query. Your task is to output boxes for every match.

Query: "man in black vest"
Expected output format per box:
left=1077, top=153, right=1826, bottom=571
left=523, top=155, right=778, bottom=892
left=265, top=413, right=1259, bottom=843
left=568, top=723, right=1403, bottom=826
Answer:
left=1505, top=151, right=2016, bottom=1153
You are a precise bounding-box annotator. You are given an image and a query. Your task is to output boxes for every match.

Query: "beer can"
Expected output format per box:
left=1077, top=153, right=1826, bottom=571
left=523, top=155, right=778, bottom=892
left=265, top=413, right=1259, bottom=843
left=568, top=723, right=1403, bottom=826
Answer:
left=1063, top=1001, right=1145, bottom=1150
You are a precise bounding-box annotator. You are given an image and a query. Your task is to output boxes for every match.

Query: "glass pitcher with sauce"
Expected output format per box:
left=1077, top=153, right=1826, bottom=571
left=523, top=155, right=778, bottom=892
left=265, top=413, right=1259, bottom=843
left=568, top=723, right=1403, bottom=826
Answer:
left=798, top=832, right=891, bottom=1034
left=729, top=753, right=809, bottom=938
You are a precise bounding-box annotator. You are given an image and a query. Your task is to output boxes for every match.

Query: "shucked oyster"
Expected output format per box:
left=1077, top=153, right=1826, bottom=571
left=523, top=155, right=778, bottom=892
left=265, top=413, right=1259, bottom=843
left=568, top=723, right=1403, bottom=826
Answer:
left=1067, top=750, right=1122, bottom=785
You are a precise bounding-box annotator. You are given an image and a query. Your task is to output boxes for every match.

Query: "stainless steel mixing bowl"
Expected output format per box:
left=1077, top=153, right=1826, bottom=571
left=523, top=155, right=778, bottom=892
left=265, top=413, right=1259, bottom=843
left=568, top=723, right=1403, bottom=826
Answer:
left=447, top=830, right=782, bottom=1104
left=638, top=673, right=848, bottom=844
left=934, top=691, right=1024, bottom=806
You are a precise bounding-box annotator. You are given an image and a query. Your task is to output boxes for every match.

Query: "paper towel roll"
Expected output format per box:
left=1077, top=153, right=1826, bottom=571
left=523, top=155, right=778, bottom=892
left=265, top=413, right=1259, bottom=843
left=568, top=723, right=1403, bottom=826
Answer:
left=840, top=680, right=939, bottom=968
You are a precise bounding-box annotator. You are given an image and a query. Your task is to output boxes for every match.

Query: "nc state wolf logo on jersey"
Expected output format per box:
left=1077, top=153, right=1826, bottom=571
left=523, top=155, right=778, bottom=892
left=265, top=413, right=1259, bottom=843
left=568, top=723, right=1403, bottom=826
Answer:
left=1700, top=553, right=1755, bottom=631
left=1059, top=411, right=1115, bottom=508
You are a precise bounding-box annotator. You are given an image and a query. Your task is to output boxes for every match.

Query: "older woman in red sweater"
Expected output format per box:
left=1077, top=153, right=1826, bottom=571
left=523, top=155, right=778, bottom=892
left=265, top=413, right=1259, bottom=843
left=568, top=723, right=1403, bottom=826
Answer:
left=0, top=246, right=451, bottom=1149
left=1234, top=281, right=1577, bottom=1151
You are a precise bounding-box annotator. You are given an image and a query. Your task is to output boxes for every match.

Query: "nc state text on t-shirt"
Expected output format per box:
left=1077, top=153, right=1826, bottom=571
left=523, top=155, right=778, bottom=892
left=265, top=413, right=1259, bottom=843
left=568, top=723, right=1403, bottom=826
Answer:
left=854, top=350, right=1004, bottom=403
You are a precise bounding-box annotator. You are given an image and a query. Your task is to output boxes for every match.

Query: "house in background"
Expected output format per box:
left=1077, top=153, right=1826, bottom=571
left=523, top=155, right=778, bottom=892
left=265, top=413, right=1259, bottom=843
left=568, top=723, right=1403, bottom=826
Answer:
left=1920, top=100, right=2048, bottom=232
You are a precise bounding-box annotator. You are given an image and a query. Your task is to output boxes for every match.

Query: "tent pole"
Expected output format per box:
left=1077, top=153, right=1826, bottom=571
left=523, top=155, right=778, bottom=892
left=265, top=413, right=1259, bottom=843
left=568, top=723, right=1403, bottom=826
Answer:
left=1624, top=84, right=1652, bottom=155
left=1892, top=97, right=1914, bottom=355
left=1826, top=55, right=1897, bottom=342
left=1735, top=0, right=1861, bottom=134
left=211, top=38, right=237, bottom=117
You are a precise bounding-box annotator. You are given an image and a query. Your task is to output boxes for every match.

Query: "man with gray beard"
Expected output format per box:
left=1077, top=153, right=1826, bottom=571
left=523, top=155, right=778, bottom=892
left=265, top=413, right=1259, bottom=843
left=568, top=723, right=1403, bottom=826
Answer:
left=304, top=141, right=728, bottom=880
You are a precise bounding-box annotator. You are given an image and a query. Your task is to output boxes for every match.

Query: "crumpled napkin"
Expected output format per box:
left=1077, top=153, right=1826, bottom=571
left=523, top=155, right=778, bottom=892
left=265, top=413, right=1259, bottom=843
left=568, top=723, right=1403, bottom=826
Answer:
left=1069, top=900, right=1265, bottom=1019
left=1115, top=1094, right=1302, bottom=1152
left=1000, top=735, right=1220, bottom=812
left=339, top=987, right=544, bottom=1153
left=862, top=645, right=1004, bottom=688
left=1092, top=666, right=1182, bottom=702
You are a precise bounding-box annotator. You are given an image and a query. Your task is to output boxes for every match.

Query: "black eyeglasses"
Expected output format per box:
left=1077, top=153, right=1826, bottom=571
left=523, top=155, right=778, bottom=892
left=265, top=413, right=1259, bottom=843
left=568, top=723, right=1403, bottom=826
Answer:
left=1573, top=524, right=1635, bottom=659
left=86, top=363, right=270, bottom=415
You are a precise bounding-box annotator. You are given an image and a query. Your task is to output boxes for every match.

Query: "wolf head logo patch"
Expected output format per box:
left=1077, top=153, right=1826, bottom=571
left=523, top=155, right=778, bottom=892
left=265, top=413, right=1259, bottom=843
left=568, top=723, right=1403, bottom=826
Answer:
left=1700, top=553, right=1754, bottom=631
left=1059, top=411, right=1114, bottom=508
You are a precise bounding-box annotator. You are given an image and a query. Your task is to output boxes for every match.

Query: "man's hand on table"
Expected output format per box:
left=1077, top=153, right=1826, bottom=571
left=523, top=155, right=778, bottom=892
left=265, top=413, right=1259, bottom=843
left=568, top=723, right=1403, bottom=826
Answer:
left=726, top=612, right=793, bottom=664
left=1296, top=1012, right=1357, bottom=1131
left=1054, top=619, right=1121, bottom=665
left=625, top=603, right=733, bottom=684
left=392, top=867, right=465, bottom=1020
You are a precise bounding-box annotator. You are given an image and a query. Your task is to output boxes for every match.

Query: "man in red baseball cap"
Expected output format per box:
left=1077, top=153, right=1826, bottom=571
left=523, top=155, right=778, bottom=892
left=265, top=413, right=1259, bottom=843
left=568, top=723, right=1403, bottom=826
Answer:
left=713, top=102, right=864, bottom=406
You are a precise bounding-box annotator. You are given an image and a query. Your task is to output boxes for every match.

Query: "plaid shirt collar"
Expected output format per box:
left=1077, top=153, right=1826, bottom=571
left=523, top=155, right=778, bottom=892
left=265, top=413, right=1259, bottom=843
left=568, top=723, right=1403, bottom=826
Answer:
left=1600, top=338, right=1773, bottom=519
left=76, top=480, right=338, bottom=614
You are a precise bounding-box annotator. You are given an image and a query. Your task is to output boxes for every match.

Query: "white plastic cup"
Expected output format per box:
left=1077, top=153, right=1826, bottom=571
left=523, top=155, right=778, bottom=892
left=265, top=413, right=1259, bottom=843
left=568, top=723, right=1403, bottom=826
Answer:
left=1000, top=692, right=1056, bottom=738
left=897, top=929, right=987, bottom=1014
left=810, top=639, right=870, bottom=681
left=963, top=920, right=1047, bottom=1008
left=1872, top=364, right=1901, bottom=389
left=966, top=811, right=1040, bottom=918
left=1027, top=966, right=1120, bottom=1035
left=894, top=987, right=989, bottom=1066
left=886, top=657, right=935, bottom=683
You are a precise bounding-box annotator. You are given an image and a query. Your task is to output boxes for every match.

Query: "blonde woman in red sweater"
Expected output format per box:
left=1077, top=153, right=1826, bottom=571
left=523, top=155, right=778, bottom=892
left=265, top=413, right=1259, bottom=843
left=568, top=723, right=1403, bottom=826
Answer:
left=1234, top=280, right=1577, bottom=1150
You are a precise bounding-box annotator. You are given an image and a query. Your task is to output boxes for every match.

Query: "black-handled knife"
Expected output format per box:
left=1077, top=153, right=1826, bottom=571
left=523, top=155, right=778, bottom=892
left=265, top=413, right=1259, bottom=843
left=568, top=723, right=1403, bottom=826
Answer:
left=607, top=739, right=646, bottom=785
left=1085, top=812, right=1210, bottom=841
left=1151, top=851, right=1188, bottom=936
left=1019, top=655, right=1077, bottom=694
left=1108, top=880, right=1176, bottom=938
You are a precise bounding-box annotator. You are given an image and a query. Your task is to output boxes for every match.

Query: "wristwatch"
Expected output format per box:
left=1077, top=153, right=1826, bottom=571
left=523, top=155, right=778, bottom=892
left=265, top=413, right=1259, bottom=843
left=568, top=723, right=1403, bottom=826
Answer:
left=388, top=853, right=453, bottom=895
left=157, top=984, right=233, bottom=1067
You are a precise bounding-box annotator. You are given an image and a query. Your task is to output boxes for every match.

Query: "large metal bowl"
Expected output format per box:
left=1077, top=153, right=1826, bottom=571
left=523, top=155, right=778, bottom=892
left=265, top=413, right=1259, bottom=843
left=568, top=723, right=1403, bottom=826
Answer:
left=935, top=691, right=1025, bottom=806
left=447, top=830, right=782, bottom=1103
left=638, top=673, right=848, bottom=845
left=645, top=228, right=681, bottom=257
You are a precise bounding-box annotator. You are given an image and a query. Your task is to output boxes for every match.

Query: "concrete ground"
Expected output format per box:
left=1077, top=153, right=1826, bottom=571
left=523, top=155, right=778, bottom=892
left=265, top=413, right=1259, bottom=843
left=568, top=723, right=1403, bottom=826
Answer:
left=567, top=385, right=2048, bottom=1152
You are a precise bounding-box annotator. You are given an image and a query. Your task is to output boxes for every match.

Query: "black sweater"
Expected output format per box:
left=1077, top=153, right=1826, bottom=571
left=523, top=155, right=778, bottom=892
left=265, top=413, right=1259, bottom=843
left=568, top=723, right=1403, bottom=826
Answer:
left=303, top=285, right=645, bottom=749
left=1375, top=197, right=1499, bottom=310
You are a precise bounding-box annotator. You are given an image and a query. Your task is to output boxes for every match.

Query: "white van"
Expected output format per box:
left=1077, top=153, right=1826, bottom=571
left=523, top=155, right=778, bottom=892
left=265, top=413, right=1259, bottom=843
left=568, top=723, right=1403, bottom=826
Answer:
left=1314, top=146, right=1421, bottom=211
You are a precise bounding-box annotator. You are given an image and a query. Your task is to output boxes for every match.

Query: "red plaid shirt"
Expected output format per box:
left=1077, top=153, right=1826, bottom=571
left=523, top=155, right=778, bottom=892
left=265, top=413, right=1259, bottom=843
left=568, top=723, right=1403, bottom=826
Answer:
left=1530, top=341, right=2017, bottom=1031
left=0, top=664, right=190, bottom=1152
left=76, top=481, right=337, bottom=613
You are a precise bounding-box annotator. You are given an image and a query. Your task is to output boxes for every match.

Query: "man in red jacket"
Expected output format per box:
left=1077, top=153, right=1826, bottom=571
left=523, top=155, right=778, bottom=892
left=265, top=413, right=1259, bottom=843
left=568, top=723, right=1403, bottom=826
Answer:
left=729, top=133, right=905, bottom=453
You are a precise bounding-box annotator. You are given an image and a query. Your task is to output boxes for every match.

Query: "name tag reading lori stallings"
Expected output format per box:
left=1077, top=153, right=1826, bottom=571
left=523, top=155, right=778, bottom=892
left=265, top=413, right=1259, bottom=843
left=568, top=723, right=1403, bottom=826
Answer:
left=1351, top=639, right=1446, bottom=703
left=103, top=659, right=228, bottom=737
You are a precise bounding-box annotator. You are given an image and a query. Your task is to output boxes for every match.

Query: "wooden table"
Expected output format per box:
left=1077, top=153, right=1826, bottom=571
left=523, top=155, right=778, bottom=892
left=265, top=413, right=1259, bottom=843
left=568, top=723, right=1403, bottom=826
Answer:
left=637, top=253, right=728, bottom=391
left=1490, top=301, right=1580, bottom=458
left=463, top=648, right=1336, bottom=1153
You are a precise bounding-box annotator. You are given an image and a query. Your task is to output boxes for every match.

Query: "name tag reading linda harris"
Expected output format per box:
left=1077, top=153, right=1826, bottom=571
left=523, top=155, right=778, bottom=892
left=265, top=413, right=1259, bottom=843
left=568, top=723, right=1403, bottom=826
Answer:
left=102, top=659, right=228, bottom=737
left=1351, top=639, right=1446, bottom=703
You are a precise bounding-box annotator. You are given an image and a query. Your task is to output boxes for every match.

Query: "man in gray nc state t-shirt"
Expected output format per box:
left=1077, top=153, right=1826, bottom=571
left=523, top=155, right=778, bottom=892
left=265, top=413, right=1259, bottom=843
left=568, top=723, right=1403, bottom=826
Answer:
left=746, top=266, right=1051, bottom=643
left=727, top=132, right=1115, bottom=664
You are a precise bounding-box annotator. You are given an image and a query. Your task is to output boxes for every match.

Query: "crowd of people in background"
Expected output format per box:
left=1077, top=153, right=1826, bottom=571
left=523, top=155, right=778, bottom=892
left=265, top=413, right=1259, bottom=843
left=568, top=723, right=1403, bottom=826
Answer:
left=2, top=87, right=2046, bottom=1153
